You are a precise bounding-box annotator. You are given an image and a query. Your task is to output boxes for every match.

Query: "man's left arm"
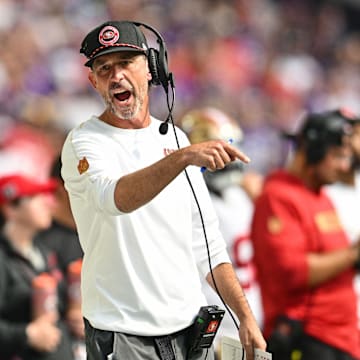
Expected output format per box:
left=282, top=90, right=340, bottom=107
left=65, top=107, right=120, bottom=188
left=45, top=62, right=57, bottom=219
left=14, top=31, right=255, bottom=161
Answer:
left=206, top=262, right=266, bottom=360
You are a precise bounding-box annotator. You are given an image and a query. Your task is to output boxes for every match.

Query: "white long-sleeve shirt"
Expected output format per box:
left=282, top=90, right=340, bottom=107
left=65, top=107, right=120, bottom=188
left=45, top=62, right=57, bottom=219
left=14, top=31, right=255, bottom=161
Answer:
left=61, top=116, right=230, bottom=336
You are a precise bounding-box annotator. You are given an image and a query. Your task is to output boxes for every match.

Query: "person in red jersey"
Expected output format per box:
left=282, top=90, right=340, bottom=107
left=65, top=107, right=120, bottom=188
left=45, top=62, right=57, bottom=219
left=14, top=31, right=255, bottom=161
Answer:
left=251, top=109, right=360, bottom=360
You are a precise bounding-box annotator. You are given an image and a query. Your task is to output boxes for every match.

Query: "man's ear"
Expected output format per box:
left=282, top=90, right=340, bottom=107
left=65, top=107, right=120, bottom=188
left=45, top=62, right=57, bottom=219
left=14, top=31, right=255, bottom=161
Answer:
left=145, top=57, right=152, bottom=83
left=88, top=71, right=97, bottom=89
left=147, top=70, right=152, bottom=82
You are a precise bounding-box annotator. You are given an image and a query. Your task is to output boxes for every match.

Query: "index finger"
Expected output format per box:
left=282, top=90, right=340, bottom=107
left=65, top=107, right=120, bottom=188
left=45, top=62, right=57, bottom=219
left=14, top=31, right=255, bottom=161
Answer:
left=225, top=143, right=251, bottom=164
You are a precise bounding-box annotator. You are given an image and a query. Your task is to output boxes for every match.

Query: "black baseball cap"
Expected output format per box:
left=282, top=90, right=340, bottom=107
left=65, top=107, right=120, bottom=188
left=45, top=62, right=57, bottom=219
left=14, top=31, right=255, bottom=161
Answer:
left=80, top=21, right=148, bottom=67
left=282, top=108, right=359, bottom=147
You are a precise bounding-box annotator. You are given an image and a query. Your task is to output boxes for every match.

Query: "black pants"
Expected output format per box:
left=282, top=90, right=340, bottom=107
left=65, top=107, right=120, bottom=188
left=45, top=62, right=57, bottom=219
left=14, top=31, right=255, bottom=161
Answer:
left=298, top=335, right=356, bottom=360
left=267, top=315, right=357, bottom=360
left=269, top=333, right=356, bottom=360
left=84, top=319, right=113, bottom=360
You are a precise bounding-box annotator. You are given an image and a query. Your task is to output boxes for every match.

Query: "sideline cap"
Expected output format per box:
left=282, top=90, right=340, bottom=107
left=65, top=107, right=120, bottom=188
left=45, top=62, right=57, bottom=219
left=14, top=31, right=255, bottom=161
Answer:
left=0, top=175, right=57, bottom=205
left=282, top=108, right=359, bottom=146
left=80, top=21, right=148, bottom=67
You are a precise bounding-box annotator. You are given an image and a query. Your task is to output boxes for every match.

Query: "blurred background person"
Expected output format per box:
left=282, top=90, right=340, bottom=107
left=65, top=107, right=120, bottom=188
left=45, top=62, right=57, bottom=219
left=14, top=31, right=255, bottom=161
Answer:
left=0, top=174, right=74, bottom=360
left=37, top=156, right=85, bottom=360
left=178, top=107, right=264, bottom=358
left=251, top=109, right=360, bottom=359
left=326, top=110, right=360, bottom=339
left=38, top=156, right=83, bottom=273
left=0, top=0, right=360, bottom=183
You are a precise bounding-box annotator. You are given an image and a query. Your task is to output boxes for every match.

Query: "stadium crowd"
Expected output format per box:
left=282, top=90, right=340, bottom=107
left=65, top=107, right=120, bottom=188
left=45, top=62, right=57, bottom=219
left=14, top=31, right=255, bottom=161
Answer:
left=0, top=0, right=359, bottom=177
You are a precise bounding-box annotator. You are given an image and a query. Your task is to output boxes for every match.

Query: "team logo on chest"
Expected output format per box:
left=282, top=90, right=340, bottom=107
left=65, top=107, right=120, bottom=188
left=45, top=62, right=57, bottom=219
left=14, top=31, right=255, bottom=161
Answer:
left=314, top=210, right=342, bottom=232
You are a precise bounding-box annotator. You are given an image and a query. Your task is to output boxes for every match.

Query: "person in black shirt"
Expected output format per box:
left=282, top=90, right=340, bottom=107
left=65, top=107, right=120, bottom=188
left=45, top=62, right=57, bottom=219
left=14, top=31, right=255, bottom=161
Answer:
left=0, top=174, right=74, bottom=360
left=37, top=156, right=85, bottom=358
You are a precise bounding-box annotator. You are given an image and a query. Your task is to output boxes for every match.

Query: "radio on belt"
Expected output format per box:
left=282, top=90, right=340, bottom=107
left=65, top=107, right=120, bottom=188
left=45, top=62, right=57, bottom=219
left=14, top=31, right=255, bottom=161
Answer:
left=188, top=305, right=225, bottom=352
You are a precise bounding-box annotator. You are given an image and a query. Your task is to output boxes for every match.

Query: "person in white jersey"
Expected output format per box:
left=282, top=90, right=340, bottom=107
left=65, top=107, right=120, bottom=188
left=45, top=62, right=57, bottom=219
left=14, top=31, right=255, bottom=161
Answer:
left=178, top=107, right=264, bottom=359
left=61, top=20, right=266, bottom=360
left=326, top=109, right=360, bottom=331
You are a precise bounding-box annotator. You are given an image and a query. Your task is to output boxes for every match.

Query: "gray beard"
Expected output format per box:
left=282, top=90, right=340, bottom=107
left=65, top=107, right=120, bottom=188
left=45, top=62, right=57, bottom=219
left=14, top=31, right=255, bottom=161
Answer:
left=102, top=81, right=147, bottom=121
left=104, top=96, right=142, bottom=120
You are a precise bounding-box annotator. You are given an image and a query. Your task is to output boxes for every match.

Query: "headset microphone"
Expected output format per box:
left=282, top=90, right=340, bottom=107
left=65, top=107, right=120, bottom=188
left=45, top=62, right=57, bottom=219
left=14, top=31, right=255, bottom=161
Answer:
left=159, top=120, right=169, bottom=135
left=158, top=73, right=175, bottom=135
left=129, top=21, right=175, bottom=135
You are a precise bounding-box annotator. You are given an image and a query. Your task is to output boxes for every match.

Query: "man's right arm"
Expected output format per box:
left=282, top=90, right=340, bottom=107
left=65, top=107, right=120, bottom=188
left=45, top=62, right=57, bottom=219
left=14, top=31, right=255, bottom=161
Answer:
left=114, top=140, right=250, bottom=213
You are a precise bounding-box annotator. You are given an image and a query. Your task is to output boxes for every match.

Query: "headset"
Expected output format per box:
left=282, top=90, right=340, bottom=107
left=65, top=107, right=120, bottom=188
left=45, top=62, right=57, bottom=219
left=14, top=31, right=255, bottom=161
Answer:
left=284, top=110, right=353, bottom=165
left=302, top=111, right=352, bottom=164
left=303, top=128, right=328, bottom=165
left=132, top=22, right=173, bottom=93
left=131, top=21, right=175, bottom=134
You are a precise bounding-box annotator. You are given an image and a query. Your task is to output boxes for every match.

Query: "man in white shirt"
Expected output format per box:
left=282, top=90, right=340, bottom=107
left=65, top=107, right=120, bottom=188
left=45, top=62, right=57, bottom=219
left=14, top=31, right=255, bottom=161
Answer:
left=61, top=20, right=265, bottom=360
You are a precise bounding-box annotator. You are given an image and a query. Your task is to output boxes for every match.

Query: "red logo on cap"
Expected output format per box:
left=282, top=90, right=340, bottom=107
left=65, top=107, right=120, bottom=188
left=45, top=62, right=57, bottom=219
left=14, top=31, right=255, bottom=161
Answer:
left=99, top=25, right=119, bottom=46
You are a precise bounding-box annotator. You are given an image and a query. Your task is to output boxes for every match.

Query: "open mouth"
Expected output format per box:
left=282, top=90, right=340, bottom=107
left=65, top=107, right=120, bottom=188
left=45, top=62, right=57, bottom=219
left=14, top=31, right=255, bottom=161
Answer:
left=114, top=91, right=131, bottom=102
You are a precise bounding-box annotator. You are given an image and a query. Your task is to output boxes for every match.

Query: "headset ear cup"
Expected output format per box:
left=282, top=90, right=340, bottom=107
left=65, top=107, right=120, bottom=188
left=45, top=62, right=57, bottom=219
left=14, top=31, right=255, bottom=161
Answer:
left=148, top=48, right=160, bottom=86
left=157, top=45, right=170, bottom=89
left=132, top=21, right=173, bottom=91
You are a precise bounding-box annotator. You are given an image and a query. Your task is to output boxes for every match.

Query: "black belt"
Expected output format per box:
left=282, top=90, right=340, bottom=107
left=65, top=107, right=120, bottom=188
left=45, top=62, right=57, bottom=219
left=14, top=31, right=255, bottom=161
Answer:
left=154, top=336, right=175, bottom=360
left=154, top=324, right=193, bottom=360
